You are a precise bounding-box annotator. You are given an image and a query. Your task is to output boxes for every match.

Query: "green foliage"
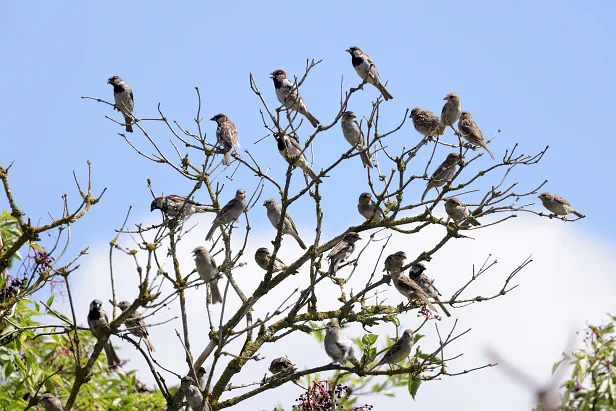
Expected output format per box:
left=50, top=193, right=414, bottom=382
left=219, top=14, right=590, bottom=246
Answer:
left=559, top=317, right=616, bottom=410
left=0, top=211, right=165, bottom=410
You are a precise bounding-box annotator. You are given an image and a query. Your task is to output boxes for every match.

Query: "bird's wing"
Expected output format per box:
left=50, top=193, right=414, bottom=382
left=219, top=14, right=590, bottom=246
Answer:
left=552, top=195, right=571, bottom=207
left=285, top=210, right=300, bottom=235
left=218, top=198, right=238, bottom=215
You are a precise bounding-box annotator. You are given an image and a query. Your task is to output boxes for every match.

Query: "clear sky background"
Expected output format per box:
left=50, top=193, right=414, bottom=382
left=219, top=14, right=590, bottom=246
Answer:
left=1, top=1, right=615, bottom=410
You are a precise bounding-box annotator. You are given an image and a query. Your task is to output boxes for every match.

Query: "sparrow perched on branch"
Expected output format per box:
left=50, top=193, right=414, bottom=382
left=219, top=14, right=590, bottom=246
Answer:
left=87, top=299, right=121, bottom=368
left=345, top=46, right=393, bottom=101
left=421, top=153, right=461, bottom=201
left=538, top=193, right=585, bottom=218
left=408, top=263, right=451, bottom=317
left=384, top=253, right=437, bottom=312
left=180, top=376, right=212, bottom=411
left=263, top=199, right=307, bottom=250
left=37, top=393, right=64, bottom=411
left=383, top=251, right=407, bottom=275
left=357, top=192, right=385, bottom=222
left=327, top=232, right=362, bottom=276
left=210, top=113, right=239, bottom=166
left=458, top=111, right=495, bottom=160
left=270, top=69, right=320, bottom=128
left=150, top=194, right=211, bottom=218
left=445, top=197, right=481, bottom=227
left=274, top=133, right=321, bottom=182
left=269, top=356, right=297, bottom=375
left=205, top=189, right=247, bottom=241
left=440, top=92, right=462, bottom=129
left=197, top=366, right=207, bottom=388
left=117, top=300, right=155, bottom=351
left=341, top=111, right=373, bottom=168
left=410, top=108, right=445, bottom=137
left=107, top=75, right=134, bottom=133
left=255, top=247, right=288, bottom=272
left=374, top=329, right=414, bottom=368
left=324, top=321, right=357, bottom=365
left=193, top=246, right=223, bottom=304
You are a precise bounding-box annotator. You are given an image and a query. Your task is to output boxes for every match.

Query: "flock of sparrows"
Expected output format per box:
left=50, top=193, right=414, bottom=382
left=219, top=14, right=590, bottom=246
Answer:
left=24, top=47, right=585, bottom=411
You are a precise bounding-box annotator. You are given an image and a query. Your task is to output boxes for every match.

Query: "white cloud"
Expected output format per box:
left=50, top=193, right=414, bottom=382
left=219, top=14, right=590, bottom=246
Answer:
left=58, top=213, right=616, bottom=410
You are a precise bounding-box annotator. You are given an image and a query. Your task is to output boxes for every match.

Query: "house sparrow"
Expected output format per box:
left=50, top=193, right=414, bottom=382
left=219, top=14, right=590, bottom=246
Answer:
left=150, top=194, right=211, bottom=218
left=421, top=153, right=460, bottom=201
left=210, top=113, right=239, bottom=166
left=326, top=232, right=362, bottom=276
left=269, top=356, right=297, bottom=375
left=180, top=376, right=211, bottom=411
left=410, top=108, right=445, bottom=137
left=263, top=199, right=307, bottom=250
left=383, top=254, right=436, bottom=312
left=117, top=300, right=155, bottom=351
left=374, top=329, right=414, bottom=367
left=205, top=189, right=247, bottom=241
left=458, top=111, right=495, bottom=160
left=357, top=192, right=385, bottom=222
left=391, top=272, right=437, bottom=313
left=444, top=197, right=481, bottom=226
left=270, top=69, right=320, bottom=128
left=538, top=193, right=585, bottom=218
left=107, top=76, right=134, bottom=133
left=341, top=111, right=373, bottom=168
left=274, top=133, right=321, bottom=182
left=87, top=299, right=121, bottom=368
left=197, top=367, right=207, bottom=388
left=37, top=393, right=64, bottom=411
left=383, top=251, right=407, bottom=275
left=193, top=246, right=223, bottom=304
left=440, top=92, right=462, bottom=128
left=324, top=321, right=357, bottom=365
left=345, top=47, right=393, bottom=101
left=408, top=263, right=451, bottom=317
left=255, top=247, right=287, bottom=272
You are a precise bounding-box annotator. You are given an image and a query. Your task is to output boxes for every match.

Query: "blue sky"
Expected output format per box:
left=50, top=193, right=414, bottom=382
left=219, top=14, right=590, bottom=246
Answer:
left=1, top=1, right=615, bottom=409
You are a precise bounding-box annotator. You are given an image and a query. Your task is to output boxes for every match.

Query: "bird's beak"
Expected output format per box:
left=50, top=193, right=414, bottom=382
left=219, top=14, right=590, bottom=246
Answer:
left=443, top=97, right=448, bottom=100
left=345, top=48, right=351, bottom=53
left=107, top=79, right=112, bottom=84
left=262, top=201, right=267, bottom=206
left=269, top=72, right=275, bottom=78
left=209, top=117, right=215, bottom=121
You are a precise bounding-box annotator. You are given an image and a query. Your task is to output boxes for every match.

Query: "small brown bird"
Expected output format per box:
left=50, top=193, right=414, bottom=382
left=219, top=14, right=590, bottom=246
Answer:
left=374, top=329, right=414, bottom=368
left=271, top=69, right=320, bottom=128
left=205, top=189, right=247, bottom=241
left=193, top=246, right=223, bottom=304
left=341, top=111, right=373, bottom=168
left=87, top=299, right=122, bottom=368
left=118, top=300, right=155, bottom=352
left=440, top=93, right=462, bottom=128
left=357, top=192, right=385, bottom=222
left=408, top=263, right=451, bottom=318
left=327, top=232, right=362, bottom=276
left=263, top=199, right=307, bottom=249
left=107, top=75, right=134, bottom=133
left=346, top=46, right=393, bottom=100
left=211, top=113, right=239, bottom=166
left=421, top=153, right=461, bottom=201
left=274, top=133, right=321, bottom=182
left=538, top=193, right=585, bottom=218
left=254, top=247, right=287, bottom=272
left=384, top=253, right=436, bottom=312
left=445, top=197, right=481, bottom=226
left=410, top=108, right=445, bottom=137
left=324, top=321, right=357, bottom=365
left=150, top=194, right=210, bottom=218
left=383, top=251, right=407, bottom=275
left=458, top=111, right=495, bottom=160
left=269, top=356, right=297, bottom=375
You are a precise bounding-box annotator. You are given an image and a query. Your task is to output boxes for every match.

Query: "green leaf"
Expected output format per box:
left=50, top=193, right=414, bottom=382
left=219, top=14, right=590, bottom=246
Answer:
left=407, top=375, right=421, bottom=400
left=413, top=333, right=425, bottom=344
left=362, top=334, right=378, bottom=346
left=4, top=361, right=14, bottom=378
left=46, top=294, right=55, bottom=308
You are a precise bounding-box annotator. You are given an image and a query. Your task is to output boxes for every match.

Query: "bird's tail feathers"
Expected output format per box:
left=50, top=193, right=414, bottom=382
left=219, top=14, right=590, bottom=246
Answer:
left=360, top=150, right=374, bottom=168
left=210, top=281, right=223, bottom=304
left=303, top=110, right=320, bottom=128
left=376, top=83, right=394, bottom=101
